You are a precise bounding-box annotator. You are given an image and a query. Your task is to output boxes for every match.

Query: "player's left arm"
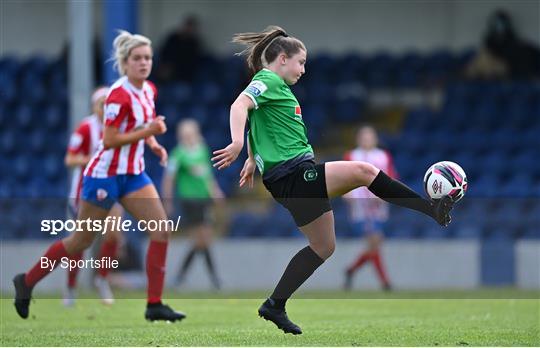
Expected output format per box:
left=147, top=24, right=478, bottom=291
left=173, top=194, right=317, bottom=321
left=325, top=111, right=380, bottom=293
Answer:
left=65, top=123, right=91, bottom=168
left=145, top=133, right=168, bottom=167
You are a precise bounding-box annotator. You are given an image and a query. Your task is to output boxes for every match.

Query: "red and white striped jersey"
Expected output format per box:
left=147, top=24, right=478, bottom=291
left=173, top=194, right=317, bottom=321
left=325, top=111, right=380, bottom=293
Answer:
left=84, top=77, right=157, bottom=178
left=68, top=114, right=103, bottom=208
left=344, top=148, right=398, bottom=221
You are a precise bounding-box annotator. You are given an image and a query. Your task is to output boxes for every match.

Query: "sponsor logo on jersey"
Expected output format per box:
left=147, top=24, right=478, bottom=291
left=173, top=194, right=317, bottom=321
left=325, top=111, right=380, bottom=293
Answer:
left=303, top=168, right=318, bottom=182
left=293, top=105, right=303, bottom=122
left=245, top=80, right=268, bottom=97
left=68, top=133, right=83, bottom=150
left=104, top=103, right=121, bottom=121
left=97, top=188, right=108, bottom=201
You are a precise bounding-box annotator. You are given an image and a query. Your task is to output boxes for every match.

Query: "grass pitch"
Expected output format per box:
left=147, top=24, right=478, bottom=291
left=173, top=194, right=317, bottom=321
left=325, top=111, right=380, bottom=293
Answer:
left=1, top=289, right=538, bottom=346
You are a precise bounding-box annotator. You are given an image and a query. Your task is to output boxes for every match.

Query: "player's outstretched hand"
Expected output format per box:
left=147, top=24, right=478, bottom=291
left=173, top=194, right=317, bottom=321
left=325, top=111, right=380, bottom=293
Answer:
left=239, top=158, right=256, bottom=188
left=212, top=142, right=242, bottom=170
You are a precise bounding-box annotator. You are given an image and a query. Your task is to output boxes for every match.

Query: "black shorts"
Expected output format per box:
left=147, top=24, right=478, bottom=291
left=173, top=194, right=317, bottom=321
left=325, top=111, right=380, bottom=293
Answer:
left=180, top=199, right=211, bottom=227
left=263, top=162, right=332, bottom=227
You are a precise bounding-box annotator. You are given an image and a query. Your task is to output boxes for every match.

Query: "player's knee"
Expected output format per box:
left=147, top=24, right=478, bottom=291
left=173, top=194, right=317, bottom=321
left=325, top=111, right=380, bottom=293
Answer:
left=353, top=162, right=379, bottom=186
left=312, top=240, right=335, bottom=260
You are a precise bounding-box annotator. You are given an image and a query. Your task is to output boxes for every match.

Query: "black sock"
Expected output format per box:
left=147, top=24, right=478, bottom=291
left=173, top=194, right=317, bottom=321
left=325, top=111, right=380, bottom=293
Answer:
left=270, top=246, right=324, bottom=309
left=147, top=301, right=163, bottom=307
left=202, top=248, right=217, bottom=278
left=368, top=171, right=434, bottom=218
left=177, top=247, right=198, bottom=280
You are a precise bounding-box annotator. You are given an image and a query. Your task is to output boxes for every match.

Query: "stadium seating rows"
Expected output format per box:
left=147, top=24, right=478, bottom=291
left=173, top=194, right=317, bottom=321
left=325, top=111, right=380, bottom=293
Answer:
left=1, top=51, right=538, bottom=240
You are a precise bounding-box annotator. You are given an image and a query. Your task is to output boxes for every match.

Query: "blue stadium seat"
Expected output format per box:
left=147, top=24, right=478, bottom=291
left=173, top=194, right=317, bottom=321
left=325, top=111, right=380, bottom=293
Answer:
left=45, top=103, right=68, bottom=131
left=29, top=130, right=46, bottom=155
left=305, top=53, right=336, bottom=83
left=500, top=173, right=534, bottom=198
left=14, top=104, right=35, bottom=130
left=395, top=53, right=424, bottom=88
left=335, top=53, right=364, bottom=83
left=484, top=227, right=514, bottom=241
left=186, top=105, right=209, bottom=128
left=228, top=212, right=264, bottom=238
left=521, top=227, right=540, bottom=239
left=471, top=97, right=502, bottom=131
left=13, top=156, right=31, bottom=181
left=454, top=224, right=482, bottom=239
left=420, top=226, right=451, bottom=239
left=363, top=52, right=395, bottom=87
left=467, top=174, right=500, bottom=198
left=0, top=76, right=17, bottom=104
left=194, top=81, right=220, bottom=104
left=334, top=97, right=364, bottom=122
left=502, top=97, right=533, bottom=130
left=403, top=108, right=435, bottom=131
left=0, top=129, right=17, bottom=156
left=305, top=81, right=334, bottom=103
left=302, top=103, right=329, bottom=129
left=386, top=222, right=419, bottom=238
left=160, top=83, right=192, bottom=104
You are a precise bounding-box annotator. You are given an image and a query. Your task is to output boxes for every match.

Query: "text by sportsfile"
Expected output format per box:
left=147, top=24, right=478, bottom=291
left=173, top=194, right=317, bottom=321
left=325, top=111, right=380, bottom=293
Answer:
left=41, top=216, right=182, bottom=235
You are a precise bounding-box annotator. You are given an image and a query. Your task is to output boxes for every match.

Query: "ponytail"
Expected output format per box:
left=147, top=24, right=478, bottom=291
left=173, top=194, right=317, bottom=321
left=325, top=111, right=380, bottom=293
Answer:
left=232, top=26, right=305, bottom=74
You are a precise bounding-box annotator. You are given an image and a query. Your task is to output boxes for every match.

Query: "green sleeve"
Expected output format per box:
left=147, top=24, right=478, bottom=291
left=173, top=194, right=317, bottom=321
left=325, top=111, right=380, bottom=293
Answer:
left=241, top=72, right=280, bottom=109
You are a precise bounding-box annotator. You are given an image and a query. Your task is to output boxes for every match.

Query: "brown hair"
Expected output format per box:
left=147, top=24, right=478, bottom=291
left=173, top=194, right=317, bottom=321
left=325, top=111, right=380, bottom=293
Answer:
left=232, top=26, right=306, bottom=74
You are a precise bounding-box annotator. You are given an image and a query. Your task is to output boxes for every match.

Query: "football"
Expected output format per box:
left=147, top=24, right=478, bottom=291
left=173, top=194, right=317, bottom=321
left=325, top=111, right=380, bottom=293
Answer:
left=424, top=161, right=468, bottom=202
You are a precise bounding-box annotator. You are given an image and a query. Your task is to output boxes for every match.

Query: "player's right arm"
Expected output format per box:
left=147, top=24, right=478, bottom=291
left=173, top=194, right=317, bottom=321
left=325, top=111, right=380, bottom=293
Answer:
left=212, top=94, right=254, bottom=170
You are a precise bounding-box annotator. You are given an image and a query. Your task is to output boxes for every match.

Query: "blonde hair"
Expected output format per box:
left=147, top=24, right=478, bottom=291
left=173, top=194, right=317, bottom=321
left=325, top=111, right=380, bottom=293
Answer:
left=112, top=30, right=152, bottom=76
left=232, top=26, right=306, bottom=74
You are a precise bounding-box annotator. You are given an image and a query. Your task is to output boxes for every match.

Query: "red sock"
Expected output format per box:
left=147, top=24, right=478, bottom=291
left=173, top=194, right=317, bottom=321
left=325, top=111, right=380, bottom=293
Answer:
left=348, top=251, right=372, bottom=274
left=25, top=240, right=70, bottom=288
left=372, top=249, right=390, bottom=286
left=146, top=240, right=168, bottom=304
left=97, top=240, right=118, bottom=278
left=67, top=252, right=83, bottom=289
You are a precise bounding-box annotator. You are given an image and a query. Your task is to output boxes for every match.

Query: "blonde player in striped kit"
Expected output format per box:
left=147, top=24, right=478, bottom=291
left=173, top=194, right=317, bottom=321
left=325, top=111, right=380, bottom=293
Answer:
left=13, top=30, right=185, bottom=322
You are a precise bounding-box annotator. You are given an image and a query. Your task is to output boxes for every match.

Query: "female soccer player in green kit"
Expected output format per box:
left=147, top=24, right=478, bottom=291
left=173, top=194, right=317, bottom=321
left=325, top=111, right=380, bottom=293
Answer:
left=162, top=119, right=223, bottom=289
left=212, top=26, right=454, bottom=335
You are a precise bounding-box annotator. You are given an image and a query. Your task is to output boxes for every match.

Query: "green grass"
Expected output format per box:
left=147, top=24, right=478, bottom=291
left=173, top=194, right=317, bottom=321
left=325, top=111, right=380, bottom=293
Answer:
left=1, top=290, right=539, bottom=346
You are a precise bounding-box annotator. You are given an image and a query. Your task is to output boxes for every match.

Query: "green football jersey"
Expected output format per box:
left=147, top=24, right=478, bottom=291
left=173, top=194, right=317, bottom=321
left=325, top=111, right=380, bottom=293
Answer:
left=242, top=68, right=313, bottom=174
left=167, top=144, right=213, bottom=198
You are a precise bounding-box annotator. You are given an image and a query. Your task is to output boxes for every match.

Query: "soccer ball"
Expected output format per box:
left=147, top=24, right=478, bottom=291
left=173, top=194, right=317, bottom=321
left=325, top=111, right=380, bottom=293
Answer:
left=423, top=161, right=468, bottom=202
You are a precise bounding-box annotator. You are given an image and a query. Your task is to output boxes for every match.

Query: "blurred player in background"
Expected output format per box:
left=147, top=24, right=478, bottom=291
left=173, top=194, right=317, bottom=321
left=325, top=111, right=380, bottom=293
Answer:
left=162, top=119, right=223, bottom=289
left=63, top=86, right=123, bottom=306
left=343, top=125, right=396, bottom=291
left=212, top=25, right=454, bottom=335
left=13, top=30, right=185, bottom=322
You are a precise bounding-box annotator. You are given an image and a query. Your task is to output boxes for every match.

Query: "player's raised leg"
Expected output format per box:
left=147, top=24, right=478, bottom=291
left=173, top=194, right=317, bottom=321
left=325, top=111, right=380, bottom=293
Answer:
left=120, top=183, right=186, bottom=322
left=324, top=161, right=453, bottom=226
